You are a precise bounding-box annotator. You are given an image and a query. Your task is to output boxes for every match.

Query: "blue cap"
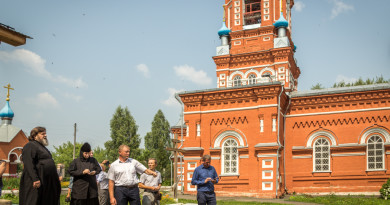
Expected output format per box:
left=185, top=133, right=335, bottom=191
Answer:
left=274, top=12, right=289, bottom=28
left=218, top=22, right=231, bottom=36
left=0, top=101, right=14, bottom=119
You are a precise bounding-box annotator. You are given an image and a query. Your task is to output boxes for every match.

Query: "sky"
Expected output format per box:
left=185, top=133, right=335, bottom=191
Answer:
left=1, top=0, right=389, bottom=151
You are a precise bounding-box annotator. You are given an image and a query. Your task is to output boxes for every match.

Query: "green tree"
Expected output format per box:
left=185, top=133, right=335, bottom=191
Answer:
left=144, top=110, right=172, bottom=181
left=311, top=83, right=324, bottom=90
left=52, top=141, right=83, bottom=175
left=104, top=106, right=141, bottom=162
left=93, top=146, right=109, bottom=164
left=332, top=76, right=389, bottom=88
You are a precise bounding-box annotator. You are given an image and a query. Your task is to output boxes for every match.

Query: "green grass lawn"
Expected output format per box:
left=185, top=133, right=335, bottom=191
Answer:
left=289, top=194, right=390, bottom=205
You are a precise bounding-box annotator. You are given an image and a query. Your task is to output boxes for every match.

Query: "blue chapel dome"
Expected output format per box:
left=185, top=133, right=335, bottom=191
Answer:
left=274, top=12, right=289, bottom=28
left=0, top=101, right=14, bottom=119
left=218, top=22, right=231, bottom=36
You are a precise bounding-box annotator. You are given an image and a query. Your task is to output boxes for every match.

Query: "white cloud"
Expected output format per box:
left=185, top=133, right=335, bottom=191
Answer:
left=173, top=65, right=212, bottom=86
left=162, top=88, right=184, bottom=106
left=335, top=75, right=357, bottom=84
left=136, top=64, right=150, bottom=78
left=0, top=49, right=87, bottom=88
left=63, top=92, right=83, bottom=102
left=294, top=1, right=305, bottom=12
left=330, top=0, right=354, bottom=19
left=29, top=92, right=60, bottom=108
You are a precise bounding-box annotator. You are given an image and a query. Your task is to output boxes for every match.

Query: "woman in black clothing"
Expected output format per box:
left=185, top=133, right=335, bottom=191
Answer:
left=68, top=143, right=101, bottom=205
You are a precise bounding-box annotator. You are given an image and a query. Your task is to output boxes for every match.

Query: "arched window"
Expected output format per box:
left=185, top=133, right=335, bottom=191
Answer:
left=233, top=76, right=242, bottom=87
left=222, top=138, right=238, bottom=174
left=248, top=74, right=257, bottom=85
left=313, top=138, right=330, bottom=172
left=367, top=135, right=384, bottom=170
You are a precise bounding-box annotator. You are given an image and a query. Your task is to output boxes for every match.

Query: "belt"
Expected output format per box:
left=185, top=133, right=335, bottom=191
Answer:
left=201, top=191, right=215, bottom=194
left=119, top=184, right=138, bottom=188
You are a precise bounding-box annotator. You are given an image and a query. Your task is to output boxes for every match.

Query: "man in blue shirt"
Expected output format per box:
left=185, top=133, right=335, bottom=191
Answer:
left=191, top=155, right=219, bottom=205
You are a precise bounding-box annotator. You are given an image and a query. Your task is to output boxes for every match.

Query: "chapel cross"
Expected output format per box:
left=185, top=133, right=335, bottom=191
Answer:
left=3, top=83, right=14, bottom=101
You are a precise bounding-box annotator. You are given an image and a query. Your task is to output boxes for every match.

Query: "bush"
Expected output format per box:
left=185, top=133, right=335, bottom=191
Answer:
left=2, top=177, right=20, bottom=190
left=380, top=178, right=390, bottom=200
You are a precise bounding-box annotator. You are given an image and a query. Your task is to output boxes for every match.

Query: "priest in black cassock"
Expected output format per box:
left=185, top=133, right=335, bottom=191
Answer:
left=68, top=142, right=101, bottom=205
left=19, top=126, right=61, bottom=205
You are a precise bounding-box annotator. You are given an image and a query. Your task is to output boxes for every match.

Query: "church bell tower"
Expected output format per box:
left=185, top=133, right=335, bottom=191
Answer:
left=214, top=0, right=300, bottom=91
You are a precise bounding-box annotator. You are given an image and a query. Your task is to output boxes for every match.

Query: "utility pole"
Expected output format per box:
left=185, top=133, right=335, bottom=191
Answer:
left=73, top=123, right=77, bottom=159
left=166, top=137, right=186, bottom=201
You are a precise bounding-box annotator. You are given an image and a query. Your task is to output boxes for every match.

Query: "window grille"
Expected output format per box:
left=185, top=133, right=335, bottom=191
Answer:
left=222, top=138, right=238, bottom=174
left=248, top=74, right=257, bottom=85
left=367, top=135, right=384, bottom=170
left=313, top=138, right=330, bottom=172
left=233, top=76, right=242, bottom=87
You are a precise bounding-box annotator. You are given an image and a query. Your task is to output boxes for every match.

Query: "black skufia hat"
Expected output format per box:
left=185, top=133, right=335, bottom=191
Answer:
left=80, top=142, right=91, bottom=153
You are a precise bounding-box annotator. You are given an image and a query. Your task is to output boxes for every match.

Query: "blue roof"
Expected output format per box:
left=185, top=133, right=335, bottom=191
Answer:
left=0, top=101, right=14, bottom=118
left=274, top=12, right=288, bottom=28
left=218, top=22, right=231, bottom=36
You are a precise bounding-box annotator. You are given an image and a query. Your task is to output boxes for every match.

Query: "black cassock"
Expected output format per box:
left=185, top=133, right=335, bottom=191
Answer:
left=68, top=151, right=101, bottom=204
left=19, top=140, right=61, bottom=205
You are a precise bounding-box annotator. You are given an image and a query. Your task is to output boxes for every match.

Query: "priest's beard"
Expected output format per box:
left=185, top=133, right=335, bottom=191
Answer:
left=37, top=138, right=49, bottom=146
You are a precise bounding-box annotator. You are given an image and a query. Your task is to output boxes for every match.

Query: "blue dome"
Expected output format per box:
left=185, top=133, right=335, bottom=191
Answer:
left=293, top=45, right=297, bottom=52
left=274, top=12, right=289, bottom=28
left=0, top=101, right=14, bottom=118
left=218, top=22, right=231, bottom=36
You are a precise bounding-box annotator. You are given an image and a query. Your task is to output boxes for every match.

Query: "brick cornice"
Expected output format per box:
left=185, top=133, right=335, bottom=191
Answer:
left=290, top=89, right=390, bottom=114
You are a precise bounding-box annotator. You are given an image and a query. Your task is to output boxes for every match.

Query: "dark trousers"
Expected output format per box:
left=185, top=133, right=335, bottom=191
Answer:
left=197, top=191, right=216, bottom=205
left=114, top=186, right=141, bottom=205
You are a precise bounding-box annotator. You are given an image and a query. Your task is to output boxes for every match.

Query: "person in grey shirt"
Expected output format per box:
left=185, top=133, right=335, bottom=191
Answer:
left=108, top=145, right=157, bottom=205
left=97, top=163, right=110, bottom=205
left=139, top=158, right=162, bottom=205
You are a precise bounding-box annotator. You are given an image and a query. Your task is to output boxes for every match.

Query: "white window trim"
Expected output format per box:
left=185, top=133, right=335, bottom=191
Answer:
left=187, top=162, right=197, bottom=171
left=313, top=138, right=331, bottom=172
left=366, top=135, right=385, bottom=171
left=221, top=138, right=239, bottom=175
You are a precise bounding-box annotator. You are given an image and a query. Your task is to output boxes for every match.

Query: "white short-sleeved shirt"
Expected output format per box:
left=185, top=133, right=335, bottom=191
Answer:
left=140, top=170, right=162, bottom=188
left=107, top=158, right=147, bottom=186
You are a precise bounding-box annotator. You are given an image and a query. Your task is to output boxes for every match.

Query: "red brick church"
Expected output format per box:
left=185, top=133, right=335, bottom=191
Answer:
left=171, top=0, right=390, bottom=198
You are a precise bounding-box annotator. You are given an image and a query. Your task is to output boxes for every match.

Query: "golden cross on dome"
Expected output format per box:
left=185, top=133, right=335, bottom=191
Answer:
left=3, top=83, right=14, bottom=101
left=223, top=4, right=226, bottom=22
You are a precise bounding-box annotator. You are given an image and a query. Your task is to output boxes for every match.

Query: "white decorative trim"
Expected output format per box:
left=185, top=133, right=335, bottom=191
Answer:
left=187, top=182, right=196, bottom=191
left=262, top=182, right=273, bottom=190
left=184, top=104, right=278, bottom=114
left=262, top=170, right=273, bottom=179
left=386, top=152, right=390, bottom=155
left=360, top=127, right=390, bottom=144
left=229, top=70, right=245, bottom=81
left=187, top=162, right=197, bottom=170
left=366, top=169, right=386, bottom=172
left=292, top=155, right=312, bottom=159
left=239, top=155, right=249, bottom=159
left=214, top=130, right=246, bottom=148
left=183, top=157, right=201, bottom=160
left=257, top=154, right=279, bottom=158
left=287, top=107, right=390, bottom=118
left=187, top=172, right=193, bottom=180
left=216, top=61, right=290, bottom=72
left=306, top=131, right=337, bottom=147
left=262, top=159, right=273, bottom=168
left=212, top=157, right=221, bottom=160
left=331, top=153, right=365, bottom=157
left=219, top=173, right=240, bottom=177
left=7, top=147, right=23, bottom=161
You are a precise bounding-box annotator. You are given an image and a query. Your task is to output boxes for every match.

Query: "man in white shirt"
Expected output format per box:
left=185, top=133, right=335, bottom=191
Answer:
left=139, top=158, right=162, bottom=205
left=108, top=145, right=157, bottom=205
left=97, top=163, right=110, bottom=205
